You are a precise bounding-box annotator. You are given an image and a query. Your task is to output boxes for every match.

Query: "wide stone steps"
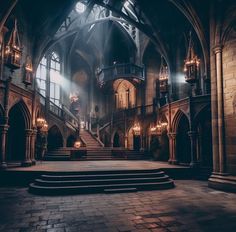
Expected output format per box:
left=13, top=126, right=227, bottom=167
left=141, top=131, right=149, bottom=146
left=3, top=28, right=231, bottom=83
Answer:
left=40, top=171, right=165, bottom=180
left=44, top=154, right=70, bottom=161
left=29, top=169, right=174, bottom=195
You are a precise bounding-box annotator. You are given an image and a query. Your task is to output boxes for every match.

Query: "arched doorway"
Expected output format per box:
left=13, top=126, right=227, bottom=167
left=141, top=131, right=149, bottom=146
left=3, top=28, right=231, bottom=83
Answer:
left=133, top=135, right=141, bottom=151
left=113, top=132, right=120, bottom=147
left=66, top=135, right=76, bottom=147
left=176, top=114, right=191, bottom=164
left=47, top=125, right=63, bottom=151
left=7, top=102, right=29, bottom=162
left=127, top=126, right=141, bottom=150
left=113, top=79, right=136, bottom=110
left=159, top=131, right=169, bottom=161
left=195, top=107, right=212, bottom=167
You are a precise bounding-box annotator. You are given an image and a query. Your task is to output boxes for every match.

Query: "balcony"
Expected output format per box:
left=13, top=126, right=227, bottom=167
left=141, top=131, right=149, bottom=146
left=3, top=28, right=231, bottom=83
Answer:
left=97, top=63, right=145, bottom=86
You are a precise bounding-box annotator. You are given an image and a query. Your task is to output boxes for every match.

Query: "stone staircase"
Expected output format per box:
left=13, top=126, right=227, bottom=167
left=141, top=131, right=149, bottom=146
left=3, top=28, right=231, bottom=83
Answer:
left=44, top=130, right=149, bottom=161
left=80, top=130, right=113, bottom=160
left=29, top=169, right=174, bottom=195
left=80, top=129, right=102, bottom=148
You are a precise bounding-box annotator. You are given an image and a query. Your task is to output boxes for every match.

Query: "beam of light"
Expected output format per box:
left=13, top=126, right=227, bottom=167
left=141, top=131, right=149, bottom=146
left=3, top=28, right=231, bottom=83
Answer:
left=53, top=72, right=88, bottom=103
left=173, top=73, right=186, bottom=83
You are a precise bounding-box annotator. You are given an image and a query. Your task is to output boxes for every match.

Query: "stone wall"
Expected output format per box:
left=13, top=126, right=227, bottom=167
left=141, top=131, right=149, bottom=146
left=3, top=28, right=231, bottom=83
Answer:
left=223, top=34, right=236, bottom=175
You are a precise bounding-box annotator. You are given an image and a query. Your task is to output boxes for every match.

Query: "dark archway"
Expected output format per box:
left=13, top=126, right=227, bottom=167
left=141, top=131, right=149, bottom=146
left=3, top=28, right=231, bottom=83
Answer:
left=133, top=135, right=141, bottom=151
left=66, top=135, right=76, bottom=147
left=195, top=107, right=213, bottom=167
left=113, top=132, right=120, bottom=147
left=7, top=102, right=28, bottom=161
left=47, top=125, right=63, bottom=151
left=176, top=114, right=191, bottom=164
left=160, top=131, right=169, bottom=161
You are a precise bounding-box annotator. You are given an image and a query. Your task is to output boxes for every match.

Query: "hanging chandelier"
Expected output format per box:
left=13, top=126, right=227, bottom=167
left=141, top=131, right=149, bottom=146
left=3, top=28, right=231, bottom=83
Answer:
left=36, top=118, right=48, bottom=132
left=4, top=19, right=22, bottom=70
left=159, top=57, right=169, bottom=94
left=184, top=31, right=200, bottom=84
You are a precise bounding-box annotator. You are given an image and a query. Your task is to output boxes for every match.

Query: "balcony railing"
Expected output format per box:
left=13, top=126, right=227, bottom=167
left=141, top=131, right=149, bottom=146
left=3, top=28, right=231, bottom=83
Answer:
left=49, top=101, right=63, bottom=118
left=37, top=92, right=79, bottom=131
left=98, top=104, right=155, bottom=131
left=97, top=63, right=145, bottom=85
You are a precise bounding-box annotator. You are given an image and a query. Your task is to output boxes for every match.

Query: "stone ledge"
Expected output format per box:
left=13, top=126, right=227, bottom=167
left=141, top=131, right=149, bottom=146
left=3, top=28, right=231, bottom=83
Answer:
left=208, top=174, right=236, bottom=193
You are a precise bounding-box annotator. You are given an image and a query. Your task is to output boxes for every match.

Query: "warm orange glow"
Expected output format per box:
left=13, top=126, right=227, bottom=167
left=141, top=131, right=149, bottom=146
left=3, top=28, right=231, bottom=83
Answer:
left=74, top=141, right=81, bottom=149
left=133, top=123, right=141, bottom=135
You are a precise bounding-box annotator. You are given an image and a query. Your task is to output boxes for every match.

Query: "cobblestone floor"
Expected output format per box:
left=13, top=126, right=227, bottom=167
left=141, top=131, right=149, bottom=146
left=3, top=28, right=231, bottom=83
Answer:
left=0, top=180, right=236, bottom=232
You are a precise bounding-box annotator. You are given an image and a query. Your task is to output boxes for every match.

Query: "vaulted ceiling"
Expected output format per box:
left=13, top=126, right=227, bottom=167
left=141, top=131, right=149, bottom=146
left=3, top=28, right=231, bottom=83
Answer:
left=1, top=0, right=212, bottom=70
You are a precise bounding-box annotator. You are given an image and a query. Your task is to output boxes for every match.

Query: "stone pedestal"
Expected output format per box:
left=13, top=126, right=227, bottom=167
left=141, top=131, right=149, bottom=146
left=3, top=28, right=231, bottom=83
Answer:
left=168, top=132, right=178, bottom=164
left=21, top=129, right=33, bottom=167
left=30, top=129, right=37, bottom=165
left=188, top=131, right=199, bottom=168
left=0, top=124, right=9, bottom=169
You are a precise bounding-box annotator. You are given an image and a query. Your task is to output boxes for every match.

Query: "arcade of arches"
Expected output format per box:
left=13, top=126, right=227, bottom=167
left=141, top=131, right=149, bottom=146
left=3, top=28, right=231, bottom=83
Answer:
left=0, top=0, right=236, bottom=194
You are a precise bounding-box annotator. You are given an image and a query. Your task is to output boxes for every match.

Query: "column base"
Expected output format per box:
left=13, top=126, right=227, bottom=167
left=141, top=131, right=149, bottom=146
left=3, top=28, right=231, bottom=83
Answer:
left=0, top=162, right=7, bottom=169
left=31, top=159, right=36, bottom=165
left=168, top=159, right=178, bottom=165
left=190, top=161, right=200, bottom=168
left=208, top=173, right=236, bottom=193
left=21, top=160, right=32, bottom=167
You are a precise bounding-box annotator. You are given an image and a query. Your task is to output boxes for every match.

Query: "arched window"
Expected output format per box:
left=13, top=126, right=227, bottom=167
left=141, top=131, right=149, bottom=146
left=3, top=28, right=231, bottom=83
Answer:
left=36, top=52, right=62, bottom=107
left=49, top=52, right=61, bottom=106
left=36, top=57, right=47, bottom=97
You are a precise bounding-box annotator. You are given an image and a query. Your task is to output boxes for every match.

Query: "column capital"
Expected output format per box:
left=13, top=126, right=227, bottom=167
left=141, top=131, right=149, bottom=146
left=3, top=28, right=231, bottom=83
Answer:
left=168, top=132, right=176, bottom=139
left=212, top=44, right=223, bottom=54
left=31, top=129, right=38, bottom=135
left=0, top=124, right=9, bottom=132
left=25, top=129, right=33, bottom=136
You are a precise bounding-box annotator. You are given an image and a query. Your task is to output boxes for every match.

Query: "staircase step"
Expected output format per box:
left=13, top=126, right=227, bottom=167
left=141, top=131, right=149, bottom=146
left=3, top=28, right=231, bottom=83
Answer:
left=41, top=171, right=165, bottom=181
left=34, top=176, right=169, bottom=187
left=104, top=188, right=137, bottom=193
left=29, top=169, right=174, bottom=195
left=29, top=181, right=174, bottom=195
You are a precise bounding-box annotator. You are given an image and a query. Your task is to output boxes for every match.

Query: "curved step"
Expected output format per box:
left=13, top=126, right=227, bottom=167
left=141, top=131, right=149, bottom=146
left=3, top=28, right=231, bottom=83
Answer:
left=34, top=176, right=170, bottom=187
left=41, top=171, right=165, bottom=181
left=29, top=169, right=174, bottom=195
left=29, top=180, right=174, bottom=195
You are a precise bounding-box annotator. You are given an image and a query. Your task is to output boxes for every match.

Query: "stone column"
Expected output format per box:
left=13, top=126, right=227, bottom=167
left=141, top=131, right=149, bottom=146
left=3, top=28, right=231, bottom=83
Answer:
left=168, top=132, right=177, bottom=164
left=188, top=131, right=198, bottom=168
left=21, top=129, right=33, bottom=167
left=168, top=133, right=173, bottom=163
left=124, top=135, right=128, bottom=149
left=213, top=45, right=226, bottom=174
left=30, top=129, right=37, bottom=165
left=0, top=124, right=9, bottom=169
left=126, top=89, right=130, bottom=108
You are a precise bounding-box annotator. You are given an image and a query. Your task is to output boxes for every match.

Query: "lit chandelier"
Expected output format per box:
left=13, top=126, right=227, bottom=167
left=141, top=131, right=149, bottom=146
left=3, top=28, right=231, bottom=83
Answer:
left=184, top=31, right=200, bottom=84
left=159, top=57, right=169, bottom=94
left=4, top=19, right=22, bottom=70
left=36, top=118, right=48, bottom=132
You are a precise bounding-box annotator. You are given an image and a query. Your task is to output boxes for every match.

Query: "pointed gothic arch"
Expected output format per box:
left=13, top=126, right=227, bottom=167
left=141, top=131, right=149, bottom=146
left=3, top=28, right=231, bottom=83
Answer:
left=47, top=125, right=63, bottom=150
left=47, top=125, right=63, bottom=151
left=7, top=100, right=32, bottom=162
left=172, top=109, right=189, bottom=133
